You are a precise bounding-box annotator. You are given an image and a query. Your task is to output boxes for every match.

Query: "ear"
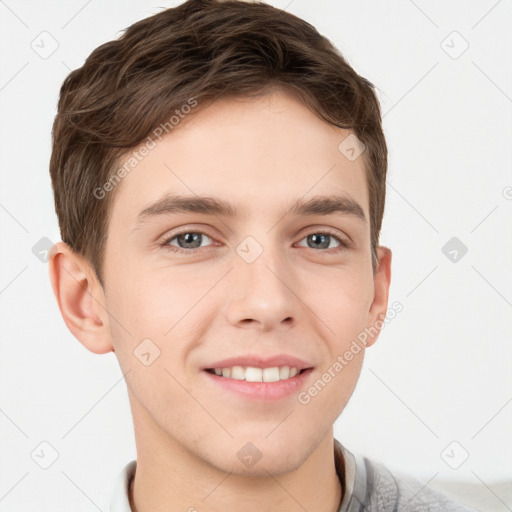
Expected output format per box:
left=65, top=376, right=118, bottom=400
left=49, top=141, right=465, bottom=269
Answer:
left=364, top=246, right=392, bottom=348
left=48, top=241, right=113, bottom=354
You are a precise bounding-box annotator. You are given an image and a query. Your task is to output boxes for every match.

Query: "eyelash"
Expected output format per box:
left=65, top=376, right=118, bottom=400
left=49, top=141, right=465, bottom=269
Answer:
left=159, top=229, right=350, bottom=255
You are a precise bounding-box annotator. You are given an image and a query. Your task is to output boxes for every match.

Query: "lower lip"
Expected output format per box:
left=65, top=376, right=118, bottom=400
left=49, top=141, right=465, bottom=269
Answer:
left=202, top=368, right=314, bottom=402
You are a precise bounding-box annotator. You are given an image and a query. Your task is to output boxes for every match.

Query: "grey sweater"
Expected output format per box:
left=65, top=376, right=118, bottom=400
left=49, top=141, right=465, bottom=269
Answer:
left=334, top=439, right=479, bottom=511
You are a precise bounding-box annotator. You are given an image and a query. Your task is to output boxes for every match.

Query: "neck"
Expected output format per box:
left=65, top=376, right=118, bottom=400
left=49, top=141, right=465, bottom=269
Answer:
left=128, top=397, right=343, bottom=512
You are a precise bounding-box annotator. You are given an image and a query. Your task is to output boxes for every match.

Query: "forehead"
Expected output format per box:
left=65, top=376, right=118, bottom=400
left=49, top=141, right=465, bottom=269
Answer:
left=109, top=90, right=369, bottom=227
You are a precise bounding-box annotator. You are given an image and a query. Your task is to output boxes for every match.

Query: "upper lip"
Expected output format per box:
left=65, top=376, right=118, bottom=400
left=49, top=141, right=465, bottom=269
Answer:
left=203, top=354, right=314, bottom=371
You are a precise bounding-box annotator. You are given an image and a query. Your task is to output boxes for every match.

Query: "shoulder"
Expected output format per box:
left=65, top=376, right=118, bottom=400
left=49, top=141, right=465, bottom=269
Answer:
left=336, top=441, right=480, bottom=512
left=363, top=457, right=479, bottom=511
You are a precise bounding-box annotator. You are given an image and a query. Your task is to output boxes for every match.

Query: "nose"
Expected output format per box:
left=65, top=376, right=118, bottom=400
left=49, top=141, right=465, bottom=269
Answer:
left=224, top=242, right=298, bottom=331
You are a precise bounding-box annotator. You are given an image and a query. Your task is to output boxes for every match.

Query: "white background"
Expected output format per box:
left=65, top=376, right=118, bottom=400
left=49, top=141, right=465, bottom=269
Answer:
left=0, top=1, right=511, bottom=510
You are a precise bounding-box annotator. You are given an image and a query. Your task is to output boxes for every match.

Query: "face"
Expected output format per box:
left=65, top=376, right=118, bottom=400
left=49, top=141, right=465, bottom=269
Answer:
left=101, top=89, right=389, bottom=476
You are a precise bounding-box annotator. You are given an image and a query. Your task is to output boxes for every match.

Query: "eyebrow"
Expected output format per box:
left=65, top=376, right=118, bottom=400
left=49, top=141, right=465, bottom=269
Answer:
left=135, top=193, right=366, bottom=226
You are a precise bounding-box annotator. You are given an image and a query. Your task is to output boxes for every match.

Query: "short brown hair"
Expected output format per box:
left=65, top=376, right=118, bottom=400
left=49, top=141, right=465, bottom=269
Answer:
left=50, top=0, right=387, bottom=285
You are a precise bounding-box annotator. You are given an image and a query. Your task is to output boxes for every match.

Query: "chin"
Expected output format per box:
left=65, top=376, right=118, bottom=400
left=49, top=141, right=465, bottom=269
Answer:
left=198, top=434, right=315, bottom=477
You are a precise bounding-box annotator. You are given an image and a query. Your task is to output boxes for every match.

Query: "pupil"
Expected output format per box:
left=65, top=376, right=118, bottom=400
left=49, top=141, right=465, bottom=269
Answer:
left=310, top=234, right=329, bottom=249
left=180, top=233, right=200, bottom=248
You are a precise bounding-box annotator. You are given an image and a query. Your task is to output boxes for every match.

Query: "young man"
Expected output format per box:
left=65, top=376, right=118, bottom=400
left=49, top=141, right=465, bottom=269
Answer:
left=48, top=1, right=478, bottom=510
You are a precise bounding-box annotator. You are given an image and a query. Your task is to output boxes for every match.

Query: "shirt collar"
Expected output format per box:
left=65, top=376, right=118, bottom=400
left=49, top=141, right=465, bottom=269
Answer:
left=109, top=460, right=136, bottom=512
left=335, top=439, right=368, bottom=511
left=110, top=439, right=362, bottom=512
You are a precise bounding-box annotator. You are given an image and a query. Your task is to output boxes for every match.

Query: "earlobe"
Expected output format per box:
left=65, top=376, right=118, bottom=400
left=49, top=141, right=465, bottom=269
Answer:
left=365, top=246, right=392, bottom=348
left=49, top=241, right=113, bottom=354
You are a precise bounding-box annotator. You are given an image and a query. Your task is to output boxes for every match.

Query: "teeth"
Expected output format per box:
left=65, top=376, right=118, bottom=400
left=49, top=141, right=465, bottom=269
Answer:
left=210, top=365, right=302, bottom=382
left=262, top=367, right=280, bottom=382
left=245, top=367, right=262, bottom=382
left=279, top=366, right=290, bottom=379
left=231, top=366, right=245, bottom=380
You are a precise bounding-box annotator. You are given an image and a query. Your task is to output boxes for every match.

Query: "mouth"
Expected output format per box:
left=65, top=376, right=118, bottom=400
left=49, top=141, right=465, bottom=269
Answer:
left=205, top=365, right=312, bottom=383
left=202, top=354, right=315, bottom=401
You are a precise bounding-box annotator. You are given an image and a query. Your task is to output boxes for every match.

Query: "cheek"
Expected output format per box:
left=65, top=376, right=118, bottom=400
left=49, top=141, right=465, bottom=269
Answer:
left=305, top=265, right=374, bottom=344
left=105, top=268, right=202, bottom=424
left=106, top=263, right=219, bottom=381
left=108, top=262, right=209, bottom=333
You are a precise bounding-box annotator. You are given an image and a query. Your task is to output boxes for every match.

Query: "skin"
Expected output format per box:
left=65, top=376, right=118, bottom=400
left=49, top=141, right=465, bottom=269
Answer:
left=49, top=89, right=391, bottom=512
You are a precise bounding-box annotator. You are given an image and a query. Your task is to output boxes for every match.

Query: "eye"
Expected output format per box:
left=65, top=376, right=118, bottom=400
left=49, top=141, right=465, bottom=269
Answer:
left=162, top=231, right=215, bottom=253
left=296, top=231, right=349, bottom=252
left=160, top=229, right=349, bottom=255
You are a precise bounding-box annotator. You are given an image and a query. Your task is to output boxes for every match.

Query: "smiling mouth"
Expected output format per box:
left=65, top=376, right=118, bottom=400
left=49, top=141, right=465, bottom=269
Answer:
left=205, top=365, right=312, bottom=383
